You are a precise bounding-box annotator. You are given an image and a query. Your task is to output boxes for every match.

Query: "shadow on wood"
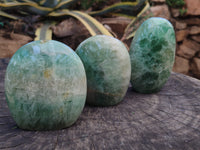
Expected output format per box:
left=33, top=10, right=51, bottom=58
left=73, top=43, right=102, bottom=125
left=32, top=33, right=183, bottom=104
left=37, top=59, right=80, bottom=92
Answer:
left=0, top=58, right=200, bottom=149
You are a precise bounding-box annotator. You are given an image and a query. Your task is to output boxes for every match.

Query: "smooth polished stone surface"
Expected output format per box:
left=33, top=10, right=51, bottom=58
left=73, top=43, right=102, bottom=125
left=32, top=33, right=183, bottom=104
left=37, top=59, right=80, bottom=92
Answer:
left=76, top=35, right=131, bottom=106
left=4, top=40, right=87, bottom=130
left=129, top=17, right=176, bottom=93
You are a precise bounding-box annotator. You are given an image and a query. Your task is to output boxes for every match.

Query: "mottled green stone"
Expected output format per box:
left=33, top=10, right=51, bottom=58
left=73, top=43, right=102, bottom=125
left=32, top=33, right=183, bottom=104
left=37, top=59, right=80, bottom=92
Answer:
left=76, top=35, right=131, bottom=106
left=129, top=17, right=176, bottom=93
left=5, top=40, right=87, bottom=130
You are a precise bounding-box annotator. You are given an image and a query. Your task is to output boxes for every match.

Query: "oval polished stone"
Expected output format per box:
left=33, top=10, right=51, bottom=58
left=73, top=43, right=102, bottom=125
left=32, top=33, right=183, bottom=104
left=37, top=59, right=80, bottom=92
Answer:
left=129, top=17, right=176, bottom=93
left=5, top=40, right=87, bottom=130
left=76, top=35, right=131, bottom=106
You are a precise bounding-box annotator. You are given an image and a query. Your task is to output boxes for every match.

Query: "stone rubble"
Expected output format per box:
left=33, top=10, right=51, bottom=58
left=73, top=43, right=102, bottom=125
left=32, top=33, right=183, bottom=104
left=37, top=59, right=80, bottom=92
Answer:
left=150, top=0, right=200, bottom=79
left=191, top=35, right=200, bottom=43
left=150, top=4, right=171, bottom=20
left=191, top=58, right=200, bottom=78
left=185, top=0, right=200, bottom=16
left=175, top=21, right=187, bottom=30
left=176, top=30, right=188, bottom=42
left=0, top=30, right=32, bottom=58
left=174, top=56, right=190, bottom=74
left=189, top=26, right=200, bottom=35
left=177, top=44, right=196, bottom=59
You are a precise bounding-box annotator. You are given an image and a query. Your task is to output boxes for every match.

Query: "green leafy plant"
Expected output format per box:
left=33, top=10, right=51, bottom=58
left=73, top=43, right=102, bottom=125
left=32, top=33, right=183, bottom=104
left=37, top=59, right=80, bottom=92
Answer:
left=80, top=0, right=107, bottom=10
left=166, top=0, right=185, bottom=8
left=0, top=0, right=150, bottom=40
left=179, top=8, right=187, bottom=16
left=166, top=0, right=186, bottom=16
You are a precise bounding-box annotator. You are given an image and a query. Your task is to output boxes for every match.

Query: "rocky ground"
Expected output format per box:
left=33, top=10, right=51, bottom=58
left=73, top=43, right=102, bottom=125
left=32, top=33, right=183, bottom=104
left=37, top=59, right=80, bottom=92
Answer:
left=150, top=0, right=200, bottom=79
left=0, top=0, right=200, bottom=79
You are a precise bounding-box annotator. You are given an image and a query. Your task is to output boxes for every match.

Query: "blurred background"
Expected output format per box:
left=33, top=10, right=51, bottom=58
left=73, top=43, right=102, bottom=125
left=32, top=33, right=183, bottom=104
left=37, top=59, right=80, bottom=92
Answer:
left=0, top=0, right=200, bottom=79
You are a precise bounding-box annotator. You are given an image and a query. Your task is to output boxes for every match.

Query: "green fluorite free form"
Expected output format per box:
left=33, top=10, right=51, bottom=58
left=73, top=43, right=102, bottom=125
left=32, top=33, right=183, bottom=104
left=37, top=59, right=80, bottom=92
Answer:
left=76, top=35, right=131, bottom=106
left=129, top=17, right=176, bottom=93
left=5, top=40, right=87, bottom=130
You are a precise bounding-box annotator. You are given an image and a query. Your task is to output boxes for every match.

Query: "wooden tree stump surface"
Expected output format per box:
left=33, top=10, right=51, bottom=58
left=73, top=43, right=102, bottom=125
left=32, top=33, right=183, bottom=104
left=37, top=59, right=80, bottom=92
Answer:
left=0, top=58, right=200, bottom=150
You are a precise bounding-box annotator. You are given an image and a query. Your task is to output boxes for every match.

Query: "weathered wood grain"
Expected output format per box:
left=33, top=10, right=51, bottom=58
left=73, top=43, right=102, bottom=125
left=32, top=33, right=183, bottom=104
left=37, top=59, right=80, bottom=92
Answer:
left=0, top=58, right=200, bottom=150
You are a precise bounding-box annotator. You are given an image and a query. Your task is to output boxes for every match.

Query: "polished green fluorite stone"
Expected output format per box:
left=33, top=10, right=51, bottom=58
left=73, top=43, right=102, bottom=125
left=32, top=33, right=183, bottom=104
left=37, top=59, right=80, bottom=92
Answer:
left=76, top=35, right=131, bottom=106
left=129, top=17, right=176, bottom=93
left=5, top=40, right=87, bottom=130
